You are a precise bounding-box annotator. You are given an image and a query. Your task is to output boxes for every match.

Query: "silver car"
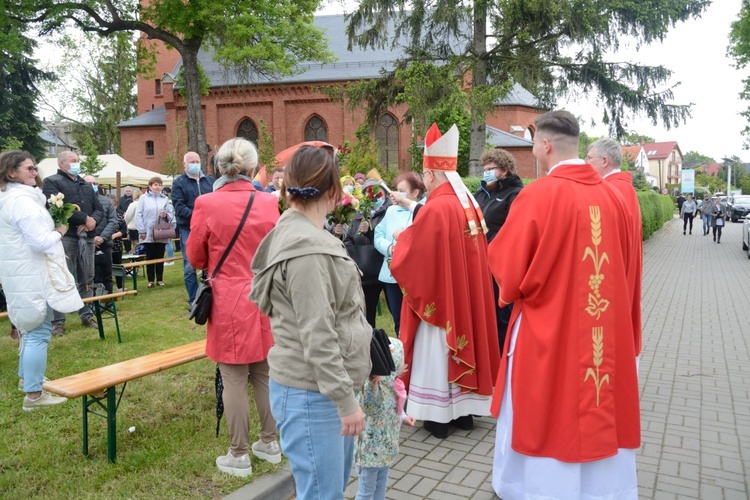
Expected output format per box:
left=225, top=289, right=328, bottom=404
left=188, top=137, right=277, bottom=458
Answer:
left=743, top=215, right=750, bottom=259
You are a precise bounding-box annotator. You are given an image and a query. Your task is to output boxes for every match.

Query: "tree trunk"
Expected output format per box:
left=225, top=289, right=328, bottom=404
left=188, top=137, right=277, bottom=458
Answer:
left=180, top=47, right=210, bottom=169
left=469, top=0, right=488, bottom=178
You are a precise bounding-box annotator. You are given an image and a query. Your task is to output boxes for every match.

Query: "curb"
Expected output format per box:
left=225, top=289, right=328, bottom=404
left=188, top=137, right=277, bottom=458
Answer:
left=224, top=464, right=295, bottom=500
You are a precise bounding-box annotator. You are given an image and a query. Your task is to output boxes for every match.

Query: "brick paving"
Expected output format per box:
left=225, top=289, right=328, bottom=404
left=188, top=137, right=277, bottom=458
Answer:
left=233, top=216, right=750, bottom=499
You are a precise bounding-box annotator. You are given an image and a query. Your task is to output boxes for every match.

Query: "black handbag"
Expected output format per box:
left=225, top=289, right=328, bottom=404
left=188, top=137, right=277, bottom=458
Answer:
left=189, top=192, right=256, bottom=325
left=348, top=244, right=384, bottom=281
left=370, top=328, right=396, bottom=376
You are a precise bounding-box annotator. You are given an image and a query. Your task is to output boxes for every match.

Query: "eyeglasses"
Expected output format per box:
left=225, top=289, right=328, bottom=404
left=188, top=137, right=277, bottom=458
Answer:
left=584, top=155, right=603, bottom=162
left=22, top=166, right=38, bottom=173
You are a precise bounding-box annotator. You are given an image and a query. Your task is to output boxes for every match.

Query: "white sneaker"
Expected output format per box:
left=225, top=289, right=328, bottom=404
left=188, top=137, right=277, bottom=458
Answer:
left=216, top=448, right=252, bottom=477
left=164, top=261, right=174, bottom=266
left=22, top=391, right=68, bottom=411
left=251, top=439, right=282, bottom=464
left=18, top=377, right=51, bottom=391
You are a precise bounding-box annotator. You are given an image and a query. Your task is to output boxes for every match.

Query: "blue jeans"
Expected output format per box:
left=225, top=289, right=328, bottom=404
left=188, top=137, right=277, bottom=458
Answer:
left=269, top=379, right=355, bottom=500
left=382, top=283, right=403, bottom=337
left=18, top=307, right=53, bottom=393
left=180, top=228, right=198, bottom=306
left=356, top=466, right=389, bottom=500
left=702, top=214, right=712, bottom=234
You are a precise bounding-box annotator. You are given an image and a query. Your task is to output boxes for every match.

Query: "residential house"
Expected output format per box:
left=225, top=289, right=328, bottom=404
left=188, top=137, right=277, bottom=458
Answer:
left=621, top=144, right=656, bottom=186
left=118, top=14, right=546, bottom=178
left=642, top=141, right=683, bottom=189
left=39, top=122, right=76, bottom=157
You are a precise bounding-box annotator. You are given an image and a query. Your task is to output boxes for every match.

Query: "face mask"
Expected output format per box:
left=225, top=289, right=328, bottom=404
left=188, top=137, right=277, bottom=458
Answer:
left=344, top=185, right=354, bottom=193
left=68, top=163, right=81, bottom=176
left=187, top=163, right=201, bottom=175
left=374, top=197, right=385, bottom=210
left=91, top=185, right=98, bottom=194
left=483, top=170, right=497, bottom=184
left=398, top=191, right=409, bottom=199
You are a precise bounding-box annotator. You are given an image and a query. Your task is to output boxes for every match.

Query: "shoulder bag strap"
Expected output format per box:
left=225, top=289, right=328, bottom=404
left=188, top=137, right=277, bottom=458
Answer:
left=210, top=191, right=255, bottom=280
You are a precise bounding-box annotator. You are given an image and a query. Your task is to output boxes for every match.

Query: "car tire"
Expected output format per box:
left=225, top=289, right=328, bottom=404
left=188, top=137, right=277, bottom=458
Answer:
left=732, top=217, right=738, bottom=223
left=744, top=240, right=749, bottom=251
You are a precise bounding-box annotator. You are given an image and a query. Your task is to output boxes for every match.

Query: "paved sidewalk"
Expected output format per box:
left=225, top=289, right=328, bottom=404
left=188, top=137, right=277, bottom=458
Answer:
left=231, top=216, right=750, bottom=499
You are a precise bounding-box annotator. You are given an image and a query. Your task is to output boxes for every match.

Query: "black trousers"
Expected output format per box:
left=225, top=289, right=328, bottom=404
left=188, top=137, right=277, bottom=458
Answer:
left=713, top=225, right=723, bottom=241
left=144, top=242, right=166, bottom=282
left=362, top=282, right=384, bottom=329
left=682, top=213, right=694, bottom=232
left=112, top=250, right=123, bottom=289
left=94, top=246, right=113, bottom=294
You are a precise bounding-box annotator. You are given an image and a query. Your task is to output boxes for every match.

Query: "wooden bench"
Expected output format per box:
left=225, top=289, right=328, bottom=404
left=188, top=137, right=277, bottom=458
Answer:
left=43, top=339, right=207, bottom=463
left=0, top=311, right=7, bottom=320
left=83, top=290, right=138, bottom=343
left=113, top=256, right=183, bottom=291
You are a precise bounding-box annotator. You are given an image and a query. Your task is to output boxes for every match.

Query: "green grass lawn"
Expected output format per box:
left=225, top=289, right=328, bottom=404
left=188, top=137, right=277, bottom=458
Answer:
left=0, top=262, right=282, bottom=498
left=0, top=262, right=398, bottom=498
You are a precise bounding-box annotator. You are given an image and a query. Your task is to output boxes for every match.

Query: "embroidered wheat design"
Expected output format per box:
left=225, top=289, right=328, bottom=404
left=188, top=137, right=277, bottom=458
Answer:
left=584, top=327, right=610, bottom=406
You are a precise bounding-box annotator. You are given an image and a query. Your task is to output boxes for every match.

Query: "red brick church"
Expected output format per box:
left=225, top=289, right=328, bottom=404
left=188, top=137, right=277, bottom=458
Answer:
left=119, top=14, right=546, bottom=178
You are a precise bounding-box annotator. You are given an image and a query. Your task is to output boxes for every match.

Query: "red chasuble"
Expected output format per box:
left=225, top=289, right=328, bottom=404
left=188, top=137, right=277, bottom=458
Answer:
left=607, top=171, right=643, bottom=356
left=390, top=182, right=500, bottom=396
left=488, top=163, right=641, bottom=463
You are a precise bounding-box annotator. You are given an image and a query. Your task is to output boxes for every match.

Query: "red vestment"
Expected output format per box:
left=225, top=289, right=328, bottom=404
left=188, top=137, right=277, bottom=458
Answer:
left=488, top=163, right=641, bottom=463
left=391, top=182, right=499, bottom=396
left=607, top=171, right=643, bottom=355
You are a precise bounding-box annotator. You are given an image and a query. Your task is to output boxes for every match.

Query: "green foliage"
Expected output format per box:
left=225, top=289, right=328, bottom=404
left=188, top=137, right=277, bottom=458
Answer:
left=342, top=126, right=384, bottom=181
left=622, top=131, right=656, bottom=146
left=579, top=131, right=604, bottom=159
left=174, top=62, right=210, bottom=98
left=257, top=118, right=279, bottom=174
left=729, top=0, right=750, bottom=147
left=683, top=150, right=714, bottom=168
left=638, top=192, right=675, bottom=240
left=0, top=14, right=49, bottom=159
left=695, top=172, right=724, bottom=194
left=161, top=152, right=181, bottom=179
left=462, top=176, right=481, bottom=194
left=631, top=169, right=650, bottom=191
left=79, top=136, right=105, bottom=175
left=346, top=0, right=709, bottom=144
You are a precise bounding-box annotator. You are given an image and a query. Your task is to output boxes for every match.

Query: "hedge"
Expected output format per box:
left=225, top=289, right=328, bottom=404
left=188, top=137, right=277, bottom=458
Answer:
left=464, top=177, right=672, bottom=241
left=637, top=192, right=674, bottom=240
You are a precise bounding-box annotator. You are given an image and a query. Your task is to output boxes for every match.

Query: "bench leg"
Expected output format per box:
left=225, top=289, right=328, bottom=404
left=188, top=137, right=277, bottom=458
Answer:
left=93, top=302, right=105, bottom=340
left=107, top=387, right=117, bottom=463
left=132, top=268, right=138, bottom=291
left=83, top=395, right=89, bottom=456
left=112, top=301, right=122, bottom=344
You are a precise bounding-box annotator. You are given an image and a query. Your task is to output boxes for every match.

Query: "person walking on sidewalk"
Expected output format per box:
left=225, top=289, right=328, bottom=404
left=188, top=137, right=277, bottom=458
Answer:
left=680, top=194, right=697, bottom=235
left=699, top=194, right=713, bottom=235
left=0, top=151, right=83, bottom=410
left=710, top=196, right=726, bottom=243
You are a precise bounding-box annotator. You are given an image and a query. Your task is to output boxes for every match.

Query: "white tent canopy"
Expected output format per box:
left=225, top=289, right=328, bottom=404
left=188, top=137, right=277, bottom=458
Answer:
left=37, top=154, right=172, bottom=188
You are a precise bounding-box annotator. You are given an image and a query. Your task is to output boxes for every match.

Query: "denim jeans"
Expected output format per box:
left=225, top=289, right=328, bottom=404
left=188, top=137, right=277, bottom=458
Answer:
left=269, top=378, right=355, bottom=499
left=53, top=235, right=94, bottom=324
left=356, top=466, right=389, bottom=500
left=702, top=214, right=712, bottom=234
left=382, top=283, right=403, bottom=336
left=180, top=228, right=198, bottom=306
left=18, top=307, right=53, bottom=393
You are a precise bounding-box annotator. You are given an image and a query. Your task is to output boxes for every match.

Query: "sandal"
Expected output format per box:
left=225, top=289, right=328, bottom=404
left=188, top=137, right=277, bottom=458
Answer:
left=148, top=282, right=154, bottom=288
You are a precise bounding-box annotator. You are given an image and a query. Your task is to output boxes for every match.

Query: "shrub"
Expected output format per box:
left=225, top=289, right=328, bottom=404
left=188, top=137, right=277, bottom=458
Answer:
left=638, top=192, right=674, bottom=240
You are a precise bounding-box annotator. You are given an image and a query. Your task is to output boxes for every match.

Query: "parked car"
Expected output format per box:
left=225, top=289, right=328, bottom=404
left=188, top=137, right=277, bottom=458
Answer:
left=743, top=215, right=750, bottom=259
left=728, top=195, right=750, bottom=222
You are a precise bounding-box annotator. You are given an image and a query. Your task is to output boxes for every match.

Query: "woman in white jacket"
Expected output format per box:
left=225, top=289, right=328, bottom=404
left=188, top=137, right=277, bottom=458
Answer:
left=0, top=151, right=83, bottom=411
left=124, top=189, right=141, bottom=253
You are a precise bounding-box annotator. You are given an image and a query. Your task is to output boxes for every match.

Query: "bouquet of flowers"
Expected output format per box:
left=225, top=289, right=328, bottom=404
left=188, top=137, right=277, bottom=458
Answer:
left=358, top=184, right=385, bottom=229
left=47, top=193, right=76, bottom=229
left=327, top=195, right=359, bottom=233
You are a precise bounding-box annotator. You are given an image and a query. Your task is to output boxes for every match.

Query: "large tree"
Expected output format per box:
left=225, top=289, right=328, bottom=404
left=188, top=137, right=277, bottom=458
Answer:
left=10, top=0, right=331, bottom=167
left=729, top=0, right=750, bottom=148
left=346, top=0, right=709, bottom=175
left=41, top=32, right=138, bottom=155
left=0, top=12, right=49, bottom=158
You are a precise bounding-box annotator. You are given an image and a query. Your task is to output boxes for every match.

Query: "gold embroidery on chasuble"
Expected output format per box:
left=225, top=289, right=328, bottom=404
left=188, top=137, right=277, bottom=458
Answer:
left=423, top=303, right=436, bottom=318
left=582, top=206, right=611, bottom=407
left=456, top=334, right=468, bottom=351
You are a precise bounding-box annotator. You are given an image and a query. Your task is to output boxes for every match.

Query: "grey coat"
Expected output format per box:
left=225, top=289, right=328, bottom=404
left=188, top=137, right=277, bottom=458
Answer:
left=93, top=195, right=119, bottom=247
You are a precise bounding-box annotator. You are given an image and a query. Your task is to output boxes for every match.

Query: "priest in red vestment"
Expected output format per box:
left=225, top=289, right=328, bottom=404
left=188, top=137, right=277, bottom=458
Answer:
left=390, top=123, right=500, bottom=439
left=587, top=138, right=644, bottom=356
left=488, top=111, right=641, bottom=499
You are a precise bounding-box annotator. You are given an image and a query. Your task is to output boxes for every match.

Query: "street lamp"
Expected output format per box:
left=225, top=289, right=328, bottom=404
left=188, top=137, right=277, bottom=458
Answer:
left=721, top=157, right=734, bottom=196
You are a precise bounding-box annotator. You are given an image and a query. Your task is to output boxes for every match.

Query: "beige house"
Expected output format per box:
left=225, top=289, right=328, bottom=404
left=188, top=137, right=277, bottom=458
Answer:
left=642, top=141, right=683, bottom=189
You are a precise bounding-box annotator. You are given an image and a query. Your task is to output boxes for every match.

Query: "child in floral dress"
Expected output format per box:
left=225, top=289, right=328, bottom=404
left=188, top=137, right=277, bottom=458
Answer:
left=356, top=337, right=416, bottom=500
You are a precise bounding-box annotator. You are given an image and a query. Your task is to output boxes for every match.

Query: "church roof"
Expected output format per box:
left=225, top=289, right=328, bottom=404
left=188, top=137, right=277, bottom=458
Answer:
left=171, top=14, right=540, bottom=108
left=118, top=106, right=166, bottom=128
left=486, top=126, right=533, bottom=148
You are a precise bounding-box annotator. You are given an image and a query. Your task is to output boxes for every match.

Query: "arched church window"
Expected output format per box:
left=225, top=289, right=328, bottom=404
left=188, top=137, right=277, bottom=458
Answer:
left=304, top=115, right=328, bottom=142
left=376, top=113, right=399, bottom=171
left=237, top=119, right=258, bottom=146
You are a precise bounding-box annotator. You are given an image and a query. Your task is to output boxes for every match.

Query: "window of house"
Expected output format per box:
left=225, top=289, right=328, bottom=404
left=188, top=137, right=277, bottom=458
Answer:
left=304, top=115, right=328, bottom=142
left=237, top=119, right=258, bottom=146
left=375, top=113, right=399, bottom=171
left=155, top=79, right=162, bottom=95
left=146, top=141, right=155, bottom=156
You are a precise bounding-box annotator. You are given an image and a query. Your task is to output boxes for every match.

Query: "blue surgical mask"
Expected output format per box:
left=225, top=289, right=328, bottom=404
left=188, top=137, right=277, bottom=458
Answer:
left=374, top=197, right=385, bottom=210
left=483, top=170, right=497, bottom=184
left=91, top=185, right=98, bottom=193
left=344, top=185, right=354, bottom=193
left=398, top=191, right=409, bottom=198
left=68, top=163, right=81, bottom=176
left=187, top=163, right=201, bottom=175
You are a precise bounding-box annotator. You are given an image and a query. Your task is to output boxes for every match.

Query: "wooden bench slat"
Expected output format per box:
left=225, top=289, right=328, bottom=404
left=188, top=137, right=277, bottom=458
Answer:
left=121, top=256, right=182, bottom=269
left=81, top=290, right=138, bottom=304
left=44, top=339, right=207, bottom=398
